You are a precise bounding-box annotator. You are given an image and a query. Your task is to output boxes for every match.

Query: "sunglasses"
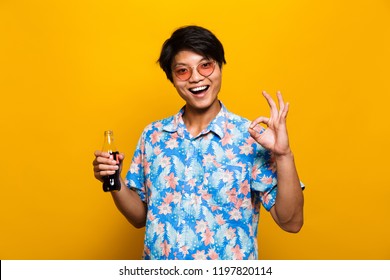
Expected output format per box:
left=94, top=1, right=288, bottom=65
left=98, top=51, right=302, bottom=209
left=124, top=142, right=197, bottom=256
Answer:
left=173, top=60, right=216, bottom=81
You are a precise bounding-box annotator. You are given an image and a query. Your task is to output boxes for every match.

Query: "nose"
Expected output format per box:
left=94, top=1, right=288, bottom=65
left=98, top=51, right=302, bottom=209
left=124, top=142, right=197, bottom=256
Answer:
left=188, top=67, right=204, bottom=83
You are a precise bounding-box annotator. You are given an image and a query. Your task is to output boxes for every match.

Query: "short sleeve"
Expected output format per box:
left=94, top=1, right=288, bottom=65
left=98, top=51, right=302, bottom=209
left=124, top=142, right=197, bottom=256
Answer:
left=125, top=134, right=147, bottom=203
left=250, top=146, right=278, bottom=211
left=250, top=145, right=305, bottom=211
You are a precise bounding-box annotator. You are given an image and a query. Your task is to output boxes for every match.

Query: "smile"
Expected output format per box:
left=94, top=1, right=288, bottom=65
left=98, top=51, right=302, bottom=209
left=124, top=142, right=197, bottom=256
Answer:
left=189, top=85, right=209, bottom=94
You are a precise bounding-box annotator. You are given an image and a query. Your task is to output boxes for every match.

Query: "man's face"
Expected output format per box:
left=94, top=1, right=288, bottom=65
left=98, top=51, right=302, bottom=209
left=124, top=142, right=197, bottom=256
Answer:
left=171, top=50, right=222, bottom=112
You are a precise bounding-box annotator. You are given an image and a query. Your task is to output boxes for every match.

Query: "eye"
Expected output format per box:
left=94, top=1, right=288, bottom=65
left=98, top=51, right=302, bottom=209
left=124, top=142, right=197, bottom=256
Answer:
left=200, top=62, right=213, bottom=69
left=174, top=67, right=189, bottom=75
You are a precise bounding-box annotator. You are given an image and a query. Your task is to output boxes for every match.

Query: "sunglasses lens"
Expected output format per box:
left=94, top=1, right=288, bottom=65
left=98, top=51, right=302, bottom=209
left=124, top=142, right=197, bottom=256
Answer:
left=174, top=67, right=191, bottom=81
left=197, top=61, right=215, bottom=77
left=174, top=67, right=191, bottom=80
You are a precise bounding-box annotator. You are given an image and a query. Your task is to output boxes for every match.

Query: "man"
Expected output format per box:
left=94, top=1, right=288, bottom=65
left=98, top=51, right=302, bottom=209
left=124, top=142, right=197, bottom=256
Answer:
left=93, top=25, right=304, bottom=260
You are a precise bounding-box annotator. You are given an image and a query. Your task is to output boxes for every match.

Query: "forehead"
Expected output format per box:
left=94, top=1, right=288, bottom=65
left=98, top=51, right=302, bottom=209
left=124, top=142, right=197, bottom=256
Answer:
left=172, top=50, right=208, bottom=66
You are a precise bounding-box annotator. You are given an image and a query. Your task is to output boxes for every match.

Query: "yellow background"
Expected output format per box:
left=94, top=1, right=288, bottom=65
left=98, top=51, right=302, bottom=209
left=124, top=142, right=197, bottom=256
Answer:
left=1, top=0, right=389, bottom=259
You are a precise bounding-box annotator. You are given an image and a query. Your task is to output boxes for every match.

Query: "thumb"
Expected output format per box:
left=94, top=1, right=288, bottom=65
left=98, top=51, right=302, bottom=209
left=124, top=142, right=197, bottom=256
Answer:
left=249, top=127, right=262, bottom=142
left=118, top=152, right=125, bottom=161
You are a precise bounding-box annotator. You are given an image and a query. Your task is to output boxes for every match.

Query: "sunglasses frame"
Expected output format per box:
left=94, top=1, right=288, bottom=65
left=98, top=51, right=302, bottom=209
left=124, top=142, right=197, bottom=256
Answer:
left=173, top=60, right=216, bottom=81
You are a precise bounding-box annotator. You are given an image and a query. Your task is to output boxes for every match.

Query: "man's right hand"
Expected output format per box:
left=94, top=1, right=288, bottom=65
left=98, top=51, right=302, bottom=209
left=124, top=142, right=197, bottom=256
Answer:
left=92, top=150, right=125, bottom=182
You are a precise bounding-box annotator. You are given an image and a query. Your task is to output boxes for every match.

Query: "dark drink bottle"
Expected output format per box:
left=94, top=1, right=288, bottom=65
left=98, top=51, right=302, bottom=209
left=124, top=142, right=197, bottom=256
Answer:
left=102, top=130, right=121, bottom=192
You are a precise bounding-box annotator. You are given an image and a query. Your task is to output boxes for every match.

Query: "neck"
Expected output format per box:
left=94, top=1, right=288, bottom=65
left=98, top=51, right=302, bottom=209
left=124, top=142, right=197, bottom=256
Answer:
left=183, top=100, right=221, bottom=137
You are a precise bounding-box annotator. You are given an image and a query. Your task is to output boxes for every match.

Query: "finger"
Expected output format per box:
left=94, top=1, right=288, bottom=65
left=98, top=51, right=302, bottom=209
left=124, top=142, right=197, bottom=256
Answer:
left=118, top=153, right=125, bottom=161
left=248, top=127, right=261, bottom=141
left=94, top=163, right=119, bottom=172
left=94, top=150, right=102, bottom=157
left=250, top=116, right=270, bottom=129
left=94, top=169, right=116, bottom=179
left=93, top=163, right=118, bottom=180
left=94, top=150, right=111, bottom=158
left=262, top=91, right=278, bottom=118
left=276, top=91, right=285, bottom=115
left=95, top=168, right=117, bottom=175
left=94, top=155, right=118, bottom=168
left=281, top=102, right=289, bottom=120
left=249, top=126, right=264, bottom=136
left=97, top=155, right=118, bottom=164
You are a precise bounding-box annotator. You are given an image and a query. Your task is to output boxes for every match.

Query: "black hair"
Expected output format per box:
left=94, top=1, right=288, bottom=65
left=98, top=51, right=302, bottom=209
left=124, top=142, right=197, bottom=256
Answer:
left=158, top=25, right=226, bottom=83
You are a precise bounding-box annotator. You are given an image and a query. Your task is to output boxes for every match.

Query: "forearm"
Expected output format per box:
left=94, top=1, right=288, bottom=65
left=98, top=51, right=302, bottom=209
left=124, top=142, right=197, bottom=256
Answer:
left=272, top=151, right=304, bottom=232
left=110, top=177, right=147, bottom=228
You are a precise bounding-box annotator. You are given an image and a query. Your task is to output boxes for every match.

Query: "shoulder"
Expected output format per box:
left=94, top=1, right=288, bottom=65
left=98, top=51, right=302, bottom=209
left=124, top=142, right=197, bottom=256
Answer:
left=225, top=109, right=252, bottom=134
left=225, top=108, right=267, bottom=154
left=139, top=115, right=175, bottom=138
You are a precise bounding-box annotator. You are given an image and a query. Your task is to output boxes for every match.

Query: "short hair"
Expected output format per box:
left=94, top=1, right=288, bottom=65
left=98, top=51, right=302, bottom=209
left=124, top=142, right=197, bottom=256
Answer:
left=158, top=25, right=226, bottom=83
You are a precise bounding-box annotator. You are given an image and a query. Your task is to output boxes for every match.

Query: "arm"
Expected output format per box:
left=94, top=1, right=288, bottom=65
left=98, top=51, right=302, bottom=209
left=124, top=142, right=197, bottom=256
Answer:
left=270, top=152, right=303, bottom=233
left=249, top=91, right=304, bottom=233
left=93, top=151, right=147, bottom=228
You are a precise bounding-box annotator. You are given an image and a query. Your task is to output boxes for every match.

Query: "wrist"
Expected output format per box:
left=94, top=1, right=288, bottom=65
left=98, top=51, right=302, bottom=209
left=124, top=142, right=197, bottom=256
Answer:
left=274, top=150, right=294, bottom=162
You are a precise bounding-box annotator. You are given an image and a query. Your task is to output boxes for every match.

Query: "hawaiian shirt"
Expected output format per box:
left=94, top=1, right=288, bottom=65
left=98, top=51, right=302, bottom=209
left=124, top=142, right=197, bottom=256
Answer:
left=125, top=102, right=279, bottom=260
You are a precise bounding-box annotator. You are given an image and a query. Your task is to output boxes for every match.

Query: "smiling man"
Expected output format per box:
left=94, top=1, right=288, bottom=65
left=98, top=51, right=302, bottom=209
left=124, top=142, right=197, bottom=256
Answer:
left=93, top=25, right=304, bottom=260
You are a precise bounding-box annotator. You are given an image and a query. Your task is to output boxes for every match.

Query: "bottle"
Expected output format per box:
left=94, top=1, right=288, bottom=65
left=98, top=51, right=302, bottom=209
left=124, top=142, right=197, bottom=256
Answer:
left=102, top=130, right=121, bottom=192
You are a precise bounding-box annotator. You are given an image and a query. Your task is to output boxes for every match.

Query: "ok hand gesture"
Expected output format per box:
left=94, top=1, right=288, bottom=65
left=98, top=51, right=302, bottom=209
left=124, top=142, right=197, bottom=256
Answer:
left=249, top=91, right=292, bottom=157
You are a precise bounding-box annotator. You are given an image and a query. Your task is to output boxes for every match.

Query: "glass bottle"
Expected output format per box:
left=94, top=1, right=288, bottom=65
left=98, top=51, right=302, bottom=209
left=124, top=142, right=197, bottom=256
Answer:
left=102, top=130, right=121, bottom=192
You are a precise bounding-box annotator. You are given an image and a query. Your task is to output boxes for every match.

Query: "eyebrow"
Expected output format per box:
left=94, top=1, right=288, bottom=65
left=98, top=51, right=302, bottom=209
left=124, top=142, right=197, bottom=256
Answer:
left=172, top=57, right=211, bottom=68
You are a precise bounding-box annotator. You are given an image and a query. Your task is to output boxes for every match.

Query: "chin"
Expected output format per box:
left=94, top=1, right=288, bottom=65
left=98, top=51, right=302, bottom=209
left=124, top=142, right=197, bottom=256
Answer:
left=189, top=98, right=219, bottom=111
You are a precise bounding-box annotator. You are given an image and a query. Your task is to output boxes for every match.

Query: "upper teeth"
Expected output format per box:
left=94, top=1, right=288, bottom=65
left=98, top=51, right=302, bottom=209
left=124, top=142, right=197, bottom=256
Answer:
left=191, top=86, right=207, bottom=92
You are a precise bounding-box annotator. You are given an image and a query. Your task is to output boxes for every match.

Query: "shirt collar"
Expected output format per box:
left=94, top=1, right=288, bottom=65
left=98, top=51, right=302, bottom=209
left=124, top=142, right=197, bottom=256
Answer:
left=162, top=101, right=228, bottom=139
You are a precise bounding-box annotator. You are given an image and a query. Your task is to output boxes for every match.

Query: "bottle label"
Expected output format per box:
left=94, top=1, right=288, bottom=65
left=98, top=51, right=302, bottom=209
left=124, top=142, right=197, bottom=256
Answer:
left=103, top=151, right=121, bottom=192
left=112, top=152, right=120, bottom=164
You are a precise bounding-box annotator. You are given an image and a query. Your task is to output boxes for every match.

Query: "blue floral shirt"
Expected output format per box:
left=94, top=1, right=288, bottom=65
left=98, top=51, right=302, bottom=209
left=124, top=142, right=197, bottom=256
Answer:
left=126, top=102, right=280, bottom=260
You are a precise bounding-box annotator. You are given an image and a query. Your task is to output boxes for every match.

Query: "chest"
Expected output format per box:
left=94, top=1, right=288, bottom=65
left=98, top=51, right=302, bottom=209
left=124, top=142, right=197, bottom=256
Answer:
left=144, top=133, right=256, bottom=209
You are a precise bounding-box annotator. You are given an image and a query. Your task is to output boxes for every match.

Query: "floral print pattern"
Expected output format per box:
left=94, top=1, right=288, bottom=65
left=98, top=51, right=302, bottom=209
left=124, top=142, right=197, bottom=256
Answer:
left=126, top=103, right=278, bottom=259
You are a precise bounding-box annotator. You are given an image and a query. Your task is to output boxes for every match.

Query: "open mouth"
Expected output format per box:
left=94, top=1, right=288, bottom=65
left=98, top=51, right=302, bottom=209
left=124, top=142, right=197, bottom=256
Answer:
left=188, top=85, right=209, bottom=95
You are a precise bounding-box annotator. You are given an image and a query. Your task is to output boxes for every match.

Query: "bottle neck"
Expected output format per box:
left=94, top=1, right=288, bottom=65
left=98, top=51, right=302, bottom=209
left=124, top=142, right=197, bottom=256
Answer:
left=103, top=131, right=117, bottom=153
